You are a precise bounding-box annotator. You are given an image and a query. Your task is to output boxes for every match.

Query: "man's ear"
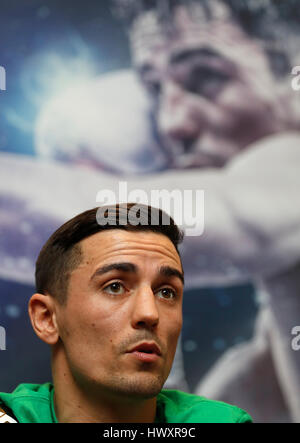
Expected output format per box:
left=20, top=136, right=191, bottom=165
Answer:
left=28, top=293, right=59, bottom=345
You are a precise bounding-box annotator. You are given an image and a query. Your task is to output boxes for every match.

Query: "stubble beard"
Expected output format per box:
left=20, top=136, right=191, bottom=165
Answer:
left=105, top=370, right=167, bottom=400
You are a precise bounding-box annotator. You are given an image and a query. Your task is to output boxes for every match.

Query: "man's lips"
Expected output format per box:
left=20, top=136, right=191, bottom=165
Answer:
left=126, top=342, right=162, bottom=362
left=127, top=342, right=162, bottom=356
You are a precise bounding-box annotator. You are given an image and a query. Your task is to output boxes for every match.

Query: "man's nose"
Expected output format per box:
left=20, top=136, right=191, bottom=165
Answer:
left=131, top=286, right=159, bottom=330
left=157, top=81, right=201, bottom=143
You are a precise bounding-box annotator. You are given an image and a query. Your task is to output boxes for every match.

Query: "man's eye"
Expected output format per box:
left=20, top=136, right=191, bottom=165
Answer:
left=103, top=282, right=125, bottom=295
left=157, top=288, right=177, bottom=300
left=185, top=67, right=229, bottom=99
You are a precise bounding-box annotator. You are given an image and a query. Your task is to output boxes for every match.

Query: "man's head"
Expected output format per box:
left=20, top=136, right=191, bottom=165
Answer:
left=115, top=0, right=300, bottom=168
left=29, top=204, right=184, bottom=400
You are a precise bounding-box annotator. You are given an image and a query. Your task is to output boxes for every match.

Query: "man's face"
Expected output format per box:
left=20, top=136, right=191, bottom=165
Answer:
left=132, top=4, right=284, bottom=169
left=54, top=229, right=183, bottom=400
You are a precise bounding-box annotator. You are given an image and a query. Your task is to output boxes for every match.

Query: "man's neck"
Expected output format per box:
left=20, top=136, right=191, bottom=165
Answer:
left=53, top=388, right=157, bottom=423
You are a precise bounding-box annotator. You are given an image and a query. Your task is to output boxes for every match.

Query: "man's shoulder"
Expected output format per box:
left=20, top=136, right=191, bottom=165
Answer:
left=0, top=383, right=54, bottom=423
left=157, top=389, right=252, bottom=423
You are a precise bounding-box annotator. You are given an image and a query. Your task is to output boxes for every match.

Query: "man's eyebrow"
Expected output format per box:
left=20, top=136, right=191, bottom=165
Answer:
left=90, top=262, right=184, bottom=284
left=90, top=262, right=138, bottom=281
left=170, top=47, right=225, bottom=65
left=159, top=266, right=184, bottom=285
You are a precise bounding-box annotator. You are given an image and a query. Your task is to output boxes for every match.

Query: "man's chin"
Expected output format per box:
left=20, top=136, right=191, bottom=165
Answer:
left=108, top=373, right=166, bottom=399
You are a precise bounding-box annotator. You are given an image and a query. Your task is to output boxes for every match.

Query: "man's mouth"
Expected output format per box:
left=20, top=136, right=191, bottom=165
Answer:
left=128, top=342, right=161, bottom=355
left=126, top=342, right=162, bottom=363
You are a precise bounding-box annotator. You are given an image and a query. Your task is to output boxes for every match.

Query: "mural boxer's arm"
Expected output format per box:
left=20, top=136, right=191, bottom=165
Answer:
left=2, top=131, right=299, bottom=287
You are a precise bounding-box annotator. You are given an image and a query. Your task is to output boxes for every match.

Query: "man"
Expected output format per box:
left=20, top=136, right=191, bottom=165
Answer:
left=0, top=204, right=251, bottom=423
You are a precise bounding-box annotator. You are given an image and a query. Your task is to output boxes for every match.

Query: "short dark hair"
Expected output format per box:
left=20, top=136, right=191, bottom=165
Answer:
left=112, top=0, right=300, bottom=77
left=35, top=203, right=184, bottom=304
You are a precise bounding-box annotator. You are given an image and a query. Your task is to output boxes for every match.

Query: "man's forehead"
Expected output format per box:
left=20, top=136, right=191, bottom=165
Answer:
left=79, top=229, right=182, bottom=267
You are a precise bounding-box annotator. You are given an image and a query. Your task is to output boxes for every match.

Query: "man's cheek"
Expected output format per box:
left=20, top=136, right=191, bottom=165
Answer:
left=170, top=316, right=182, bottom=341
left=58, top=311, right=95, bottom=344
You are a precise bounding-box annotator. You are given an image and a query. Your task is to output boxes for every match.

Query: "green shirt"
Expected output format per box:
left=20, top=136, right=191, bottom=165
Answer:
left=0, top=383, right=252, bottom=423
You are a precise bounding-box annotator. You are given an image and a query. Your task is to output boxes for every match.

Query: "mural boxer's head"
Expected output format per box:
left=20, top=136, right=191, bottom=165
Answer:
left=114, top=0, right=300, bottom=169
